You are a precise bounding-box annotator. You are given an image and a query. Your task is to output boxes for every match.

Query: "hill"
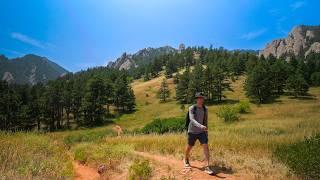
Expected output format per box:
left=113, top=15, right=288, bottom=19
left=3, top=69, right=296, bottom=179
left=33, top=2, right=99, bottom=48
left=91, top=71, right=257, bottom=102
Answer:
left=0, top=54, right=68, bottom=85
left=260, top=25, right=320, bottom=58
left=2, top=71, right=319, bottom=179
left=107, top=46, right=177, bottom=70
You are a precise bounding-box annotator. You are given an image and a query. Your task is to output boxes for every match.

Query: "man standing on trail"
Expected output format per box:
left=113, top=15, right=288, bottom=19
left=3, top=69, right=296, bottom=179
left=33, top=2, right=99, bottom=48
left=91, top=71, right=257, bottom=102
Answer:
left=184, top=92, right=214, bottom=175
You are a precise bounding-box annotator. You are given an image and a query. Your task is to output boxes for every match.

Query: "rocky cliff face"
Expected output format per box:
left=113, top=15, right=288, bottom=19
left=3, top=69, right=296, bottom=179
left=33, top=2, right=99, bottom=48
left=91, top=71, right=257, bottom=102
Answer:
left=107, top=46, right=177, bottom=70
left=260, top=25, right=320, bottom=58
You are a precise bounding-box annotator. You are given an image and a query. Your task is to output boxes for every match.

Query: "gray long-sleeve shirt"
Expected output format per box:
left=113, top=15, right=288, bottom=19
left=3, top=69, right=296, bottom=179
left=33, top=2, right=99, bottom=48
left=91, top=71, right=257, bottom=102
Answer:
left=188, top=104, right=208, bottom=134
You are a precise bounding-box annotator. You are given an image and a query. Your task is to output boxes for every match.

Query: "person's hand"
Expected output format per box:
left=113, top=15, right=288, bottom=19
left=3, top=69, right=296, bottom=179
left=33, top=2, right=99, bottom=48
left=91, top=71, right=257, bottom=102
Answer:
left=202, top=126, right=208, bottom=131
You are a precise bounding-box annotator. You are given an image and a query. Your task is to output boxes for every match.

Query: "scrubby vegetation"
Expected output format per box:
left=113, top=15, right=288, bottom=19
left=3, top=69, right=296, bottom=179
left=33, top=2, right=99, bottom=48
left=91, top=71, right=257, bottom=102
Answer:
left=274, top=134, right=320, bottom=179
left=0, top=132, right=73, bottom=179
left=72, top=142, right=132, bottom=166
left=129, top=159, right=152, bottom=180
left=235, top=100, right=251, bottom=113
left=216, top=105, right=239, bottom=122
left=139, top=117, right=185, bottom=134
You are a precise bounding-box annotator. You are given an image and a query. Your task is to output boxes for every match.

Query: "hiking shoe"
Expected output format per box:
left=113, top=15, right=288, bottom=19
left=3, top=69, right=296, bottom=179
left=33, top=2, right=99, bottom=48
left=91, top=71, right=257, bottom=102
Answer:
left=204, top=166, right=215, bottom=175
left=184, top=159, right=191, bottom=167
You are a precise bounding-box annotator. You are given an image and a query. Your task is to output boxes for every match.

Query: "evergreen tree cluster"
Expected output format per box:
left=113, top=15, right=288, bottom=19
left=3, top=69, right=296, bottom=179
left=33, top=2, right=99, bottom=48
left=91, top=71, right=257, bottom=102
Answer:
left=0, top=68, right=135, bottom=131
left=245, top=53, right=320, bottom=103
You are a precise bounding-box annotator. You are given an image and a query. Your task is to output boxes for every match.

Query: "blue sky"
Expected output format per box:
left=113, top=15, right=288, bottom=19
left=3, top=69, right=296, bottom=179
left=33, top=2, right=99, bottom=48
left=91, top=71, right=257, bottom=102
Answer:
left=0, top=0, right=319, bottom=72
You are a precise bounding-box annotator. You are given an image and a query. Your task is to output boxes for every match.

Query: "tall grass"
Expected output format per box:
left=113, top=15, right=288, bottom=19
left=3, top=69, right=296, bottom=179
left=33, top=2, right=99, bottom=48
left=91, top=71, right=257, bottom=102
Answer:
left=71, top=142, right=133, bottom=167
left=0, top=132, right=73, bottom=179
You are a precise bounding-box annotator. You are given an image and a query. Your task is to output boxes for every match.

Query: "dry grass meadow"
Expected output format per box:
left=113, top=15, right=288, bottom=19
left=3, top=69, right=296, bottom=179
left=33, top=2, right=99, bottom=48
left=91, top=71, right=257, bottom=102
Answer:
left=1, top=73, right=320, bottom=179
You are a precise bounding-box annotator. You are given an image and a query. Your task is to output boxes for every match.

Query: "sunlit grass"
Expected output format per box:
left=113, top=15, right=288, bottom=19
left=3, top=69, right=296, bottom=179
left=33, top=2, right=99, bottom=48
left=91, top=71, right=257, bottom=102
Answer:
left=2, top=74, right=319, bottom=179
left=0, top=132, right=73, bottom=179
left=107, top=74, right=320, bottom=178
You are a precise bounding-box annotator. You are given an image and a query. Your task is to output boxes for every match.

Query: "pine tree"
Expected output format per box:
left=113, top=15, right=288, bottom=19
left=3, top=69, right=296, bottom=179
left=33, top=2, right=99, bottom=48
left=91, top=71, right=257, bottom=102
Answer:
left=104, top=79, right=114, bottom=115
left=63, top=79, right=73, bottom=128
left=71, top=79, right=84, bottom=126
left=81, top=76, right=108, bottom=126
left=126, top=87, right=136, bottom=111
left=114, top=73, right=136, bottom=112
left=158, top=78, right=170, bottom=102
left=270, top=59, right=289, bottom=94
left=286, top=72, right=309, bottom=97
left=187, top=61, right=205, bottom=103
left=176, top=66, right=190, bottom=104
left=211, top=60, right=232, bottom=102
left=245, top=60, right=272, bottom=103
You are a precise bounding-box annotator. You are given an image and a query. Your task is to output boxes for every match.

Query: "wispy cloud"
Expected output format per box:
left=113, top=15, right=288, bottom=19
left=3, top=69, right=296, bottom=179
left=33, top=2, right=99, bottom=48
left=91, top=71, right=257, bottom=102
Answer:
left=291, top=1, right=305, bottom=10
left=10, top=32, right=54, bottom=49
left=241, top=28, right=267, bottom=40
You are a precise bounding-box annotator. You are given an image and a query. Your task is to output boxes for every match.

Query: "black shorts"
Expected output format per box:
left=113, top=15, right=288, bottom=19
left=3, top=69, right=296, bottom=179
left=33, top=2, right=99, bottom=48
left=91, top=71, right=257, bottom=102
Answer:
left=187, top=132, right=208, bottom=146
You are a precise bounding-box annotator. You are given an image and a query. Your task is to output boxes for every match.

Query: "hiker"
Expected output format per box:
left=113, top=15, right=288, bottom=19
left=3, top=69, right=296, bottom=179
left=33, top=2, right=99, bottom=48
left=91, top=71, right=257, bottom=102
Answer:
left=184, top=92, right=214, bottom=174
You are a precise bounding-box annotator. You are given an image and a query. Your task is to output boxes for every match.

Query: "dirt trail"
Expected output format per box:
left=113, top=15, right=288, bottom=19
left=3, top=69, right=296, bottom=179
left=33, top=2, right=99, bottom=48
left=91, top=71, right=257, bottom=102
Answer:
left=134, top=151, right=247, bottom=180
left=73, top=161, right=100, bottom=180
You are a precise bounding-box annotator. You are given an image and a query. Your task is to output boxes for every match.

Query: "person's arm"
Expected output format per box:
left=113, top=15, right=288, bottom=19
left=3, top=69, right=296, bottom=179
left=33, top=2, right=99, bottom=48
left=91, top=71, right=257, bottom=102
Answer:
left=204, top=106, right=208, bottom=127
left=189, top=106, right=206, bottom=129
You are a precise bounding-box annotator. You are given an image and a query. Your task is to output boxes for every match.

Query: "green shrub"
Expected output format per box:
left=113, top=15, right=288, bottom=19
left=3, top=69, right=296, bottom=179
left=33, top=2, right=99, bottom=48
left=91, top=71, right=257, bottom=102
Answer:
left=140, top=117, right=185, bottom=134
left=216, top=105, right=239, bottom=122
left=274, top=134, right=320, bottom=179
left=63, top=129, right=114, bottom=146
left=235, top=101, right=250, bottom=113
left=129, top=159, right=152, bottom=180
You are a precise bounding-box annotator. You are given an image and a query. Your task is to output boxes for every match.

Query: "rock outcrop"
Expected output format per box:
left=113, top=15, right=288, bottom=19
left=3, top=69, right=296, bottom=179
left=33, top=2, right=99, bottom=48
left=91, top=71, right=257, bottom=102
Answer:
left=260, top=25, right=320, bottom=58
left=107, top=46, right=177, bottom=70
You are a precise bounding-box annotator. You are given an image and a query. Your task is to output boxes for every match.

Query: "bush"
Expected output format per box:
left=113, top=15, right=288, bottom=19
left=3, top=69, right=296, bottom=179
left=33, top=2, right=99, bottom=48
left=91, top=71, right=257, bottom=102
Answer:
left=216, top=105, right=239, bottom=122
left=140, top=117, right=185, bottom=134
left=63, top=129, right=114, bottom=147
left=129, top=159, right=152, bottom=180
left=235, top=101, right=250, bottom=113
left=274, top=134, right=320, bottom=179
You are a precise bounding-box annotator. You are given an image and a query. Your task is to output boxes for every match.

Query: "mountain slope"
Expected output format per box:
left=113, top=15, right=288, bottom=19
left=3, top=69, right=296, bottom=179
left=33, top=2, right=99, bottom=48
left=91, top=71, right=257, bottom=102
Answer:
left=107, top=46, right=177, bottom=70
left=260, top=25, right=320, bottom=58
left=0, top=54, right=68, bottom=85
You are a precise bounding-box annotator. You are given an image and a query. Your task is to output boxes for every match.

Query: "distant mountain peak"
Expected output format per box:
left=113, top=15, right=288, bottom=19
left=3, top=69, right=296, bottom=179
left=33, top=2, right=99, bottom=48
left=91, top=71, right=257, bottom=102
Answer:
left=0, top=54, right=68, bottom=85
left=107, top=45, right=177, bottom=70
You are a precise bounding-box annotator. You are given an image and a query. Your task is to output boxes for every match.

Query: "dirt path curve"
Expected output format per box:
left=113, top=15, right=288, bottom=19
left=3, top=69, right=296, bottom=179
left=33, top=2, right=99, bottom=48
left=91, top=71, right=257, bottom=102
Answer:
left=73, top=161, right=100, bottom=180
left=134, top=151, right=246, bottom=180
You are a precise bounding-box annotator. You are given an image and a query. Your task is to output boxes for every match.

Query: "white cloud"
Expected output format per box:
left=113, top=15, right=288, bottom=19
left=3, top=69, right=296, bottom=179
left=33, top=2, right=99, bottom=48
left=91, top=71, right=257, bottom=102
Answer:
left=10, top=32, right=54, bottom=49
left=241, top=29, right=267, bottom=40
left=291, top=1, right=305, bottom=10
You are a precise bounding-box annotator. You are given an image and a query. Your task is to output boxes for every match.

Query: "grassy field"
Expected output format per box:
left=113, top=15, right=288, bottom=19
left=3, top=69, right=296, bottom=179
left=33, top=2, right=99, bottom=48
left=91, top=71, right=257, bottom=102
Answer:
left=1, top=74, right=319, bottom=179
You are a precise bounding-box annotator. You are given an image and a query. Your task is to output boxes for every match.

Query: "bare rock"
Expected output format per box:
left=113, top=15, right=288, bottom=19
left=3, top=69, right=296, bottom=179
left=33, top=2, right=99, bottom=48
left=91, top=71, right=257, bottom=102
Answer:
left=97, top=164, right=107, bottom=174
left=260, top=25, right=320, bottom=58
left=2, top=72, right=14, bottom=83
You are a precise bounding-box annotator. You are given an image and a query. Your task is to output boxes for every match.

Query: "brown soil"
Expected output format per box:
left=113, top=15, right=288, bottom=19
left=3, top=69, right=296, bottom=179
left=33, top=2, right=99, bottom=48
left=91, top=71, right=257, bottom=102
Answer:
left=133, top=151, right=250, bottom=180
left=73, top=161, right=100, bottom=180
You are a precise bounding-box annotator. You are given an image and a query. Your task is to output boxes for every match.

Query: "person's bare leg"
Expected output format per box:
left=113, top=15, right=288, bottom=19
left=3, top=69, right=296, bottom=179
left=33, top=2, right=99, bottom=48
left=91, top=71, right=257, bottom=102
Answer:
left=185, top=144, right=193, bottom=161
left=202, top=144, right=210, bottom=167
